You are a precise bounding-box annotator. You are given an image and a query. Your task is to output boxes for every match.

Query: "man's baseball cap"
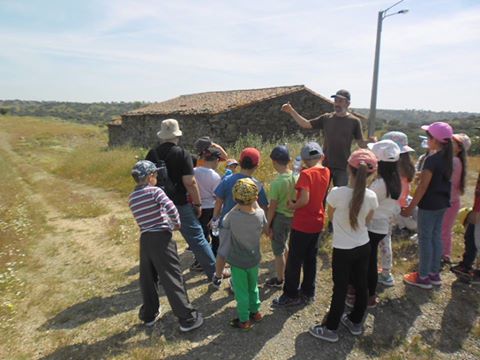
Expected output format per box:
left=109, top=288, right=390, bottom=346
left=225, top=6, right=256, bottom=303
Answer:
left=300, top=141, right=324, bottom=161
left=240, top=147, right=261, bottom=167
left=270, top=145, right=291, bottom=162
left=331, top=89, right=351, bottom=101
left=368, top=139, right=400, bottom=162
left=131, top=160, right=160, bottom=180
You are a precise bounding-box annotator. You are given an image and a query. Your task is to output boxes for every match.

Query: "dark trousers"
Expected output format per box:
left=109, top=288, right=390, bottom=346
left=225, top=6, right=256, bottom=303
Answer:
left=461, top=224, right=477, bottom=270
left=367, top=232, right=386, bottom=296
left=283, top=229, right=320, bottom=298
left=198, top=208, right=219, bottom=257
left=139, top=231, right=195, bottom=323
left=325, top=242, right=370, bottom=330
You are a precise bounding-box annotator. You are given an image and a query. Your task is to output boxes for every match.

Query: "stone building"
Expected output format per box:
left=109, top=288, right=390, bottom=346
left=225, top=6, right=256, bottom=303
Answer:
left=108, top=85, right=366, bottom=148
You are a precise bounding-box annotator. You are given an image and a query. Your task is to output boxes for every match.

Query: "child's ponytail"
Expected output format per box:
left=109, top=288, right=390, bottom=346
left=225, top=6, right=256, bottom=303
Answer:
left=442, top=139, right=453, bottom=181
left=349, top=164, right=368, bottom=231
left=458, top=143, right=467, bottom=194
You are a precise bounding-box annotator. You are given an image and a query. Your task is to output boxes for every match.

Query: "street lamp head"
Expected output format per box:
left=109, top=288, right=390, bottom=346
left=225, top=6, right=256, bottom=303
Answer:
left=398, top=9, right=409, bottom=14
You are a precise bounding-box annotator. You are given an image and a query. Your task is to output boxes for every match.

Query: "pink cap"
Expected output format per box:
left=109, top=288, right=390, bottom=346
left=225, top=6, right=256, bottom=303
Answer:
left=347, top=149, right=378, bottom=173
left=421, top=122, right=453, bottom=143
left=452, top=133, right=471, bottom=151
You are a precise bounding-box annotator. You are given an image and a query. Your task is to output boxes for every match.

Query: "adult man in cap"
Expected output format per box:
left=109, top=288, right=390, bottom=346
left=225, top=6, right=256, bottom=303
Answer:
left=145, top=119, right=217, bottom=281
left=282, top=89, right=373, bottom=187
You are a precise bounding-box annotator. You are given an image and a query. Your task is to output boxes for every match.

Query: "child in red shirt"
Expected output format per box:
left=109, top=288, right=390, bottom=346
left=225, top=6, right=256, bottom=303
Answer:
left=272, top=142, right=330, bottom=307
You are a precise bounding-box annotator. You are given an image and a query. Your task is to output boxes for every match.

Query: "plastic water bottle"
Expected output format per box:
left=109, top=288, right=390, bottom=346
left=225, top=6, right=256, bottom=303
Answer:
left=211, top=218, right=220, bottom=237
left=293, top=156, right=302, bottom=175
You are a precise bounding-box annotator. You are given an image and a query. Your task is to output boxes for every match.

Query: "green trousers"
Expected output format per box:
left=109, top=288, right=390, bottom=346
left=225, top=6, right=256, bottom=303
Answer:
left=231, top=265, right=261, bottom=322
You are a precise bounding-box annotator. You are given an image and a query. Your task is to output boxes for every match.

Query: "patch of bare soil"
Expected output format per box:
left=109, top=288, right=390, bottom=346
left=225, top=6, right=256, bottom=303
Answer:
left=1, top=132, right=479, bottom=360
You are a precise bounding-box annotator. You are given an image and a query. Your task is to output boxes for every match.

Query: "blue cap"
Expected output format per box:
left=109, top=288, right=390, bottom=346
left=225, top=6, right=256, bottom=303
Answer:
left=131, top=160, right=160, bottom=180
left=300, top=141, right=323, bottom=160
left=270, top=145, right=290, bottom=162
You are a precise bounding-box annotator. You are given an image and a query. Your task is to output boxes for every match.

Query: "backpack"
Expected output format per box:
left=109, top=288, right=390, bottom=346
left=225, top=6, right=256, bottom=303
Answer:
left=147, top=145, right=178, bottom=199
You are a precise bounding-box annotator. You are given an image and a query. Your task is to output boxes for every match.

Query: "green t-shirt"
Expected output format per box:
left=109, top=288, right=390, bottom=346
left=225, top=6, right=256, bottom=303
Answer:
left=269, top=172, right=298, bottom=218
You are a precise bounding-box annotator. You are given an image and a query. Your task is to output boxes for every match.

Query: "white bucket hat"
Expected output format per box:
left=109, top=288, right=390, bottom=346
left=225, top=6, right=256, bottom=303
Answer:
left=157, top=119, right=183, bottom=139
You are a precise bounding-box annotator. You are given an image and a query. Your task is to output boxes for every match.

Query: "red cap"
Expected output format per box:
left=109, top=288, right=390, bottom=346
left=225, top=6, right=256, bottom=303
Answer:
left=240, top=147, right=260, bottom=167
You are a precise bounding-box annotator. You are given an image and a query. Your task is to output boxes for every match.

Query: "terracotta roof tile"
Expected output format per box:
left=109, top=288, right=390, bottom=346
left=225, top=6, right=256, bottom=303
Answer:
left=126, top=85, right=310, bottom=116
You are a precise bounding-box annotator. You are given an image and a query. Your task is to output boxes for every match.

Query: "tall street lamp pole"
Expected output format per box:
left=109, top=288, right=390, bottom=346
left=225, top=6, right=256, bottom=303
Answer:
left=367, top=0, right=409, bottom=137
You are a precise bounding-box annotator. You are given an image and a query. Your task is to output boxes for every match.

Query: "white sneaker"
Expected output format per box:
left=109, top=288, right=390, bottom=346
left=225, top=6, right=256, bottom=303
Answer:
left=144, top=311, right=162, bottom=327
left=179, top=311, right=204, bottom=332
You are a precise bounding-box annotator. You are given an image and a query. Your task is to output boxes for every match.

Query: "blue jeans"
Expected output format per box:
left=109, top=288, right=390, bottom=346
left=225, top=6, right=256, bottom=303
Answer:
left=177, top=204, right=216, bottom=279
left=417, top=208, right=447, bottom=277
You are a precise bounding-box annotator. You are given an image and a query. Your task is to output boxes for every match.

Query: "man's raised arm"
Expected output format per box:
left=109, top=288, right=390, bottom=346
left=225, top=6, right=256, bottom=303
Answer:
left=281, top=103, right=313, bottom=129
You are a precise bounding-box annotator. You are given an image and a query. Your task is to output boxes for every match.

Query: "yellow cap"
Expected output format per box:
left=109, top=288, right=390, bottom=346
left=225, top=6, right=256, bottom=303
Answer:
left=232, top=178, right=259, bottom=204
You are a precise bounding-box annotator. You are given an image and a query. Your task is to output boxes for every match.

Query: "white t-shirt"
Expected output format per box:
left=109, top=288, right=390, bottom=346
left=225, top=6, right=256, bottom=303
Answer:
left=194, top=167, right=221, bottom=209
left=326, top=186, right=378, bottom=249
left=367, top=178, right=401, bottom=235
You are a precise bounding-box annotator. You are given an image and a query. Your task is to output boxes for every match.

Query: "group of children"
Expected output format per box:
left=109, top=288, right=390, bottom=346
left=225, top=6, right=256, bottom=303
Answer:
left=128, top=121, right=478, bottom=341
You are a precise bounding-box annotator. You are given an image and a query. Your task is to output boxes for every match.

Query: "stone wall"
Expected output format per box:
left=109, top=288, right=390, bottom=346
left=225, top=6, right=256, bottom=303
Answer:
left=108, top=89, right=359, bottom=149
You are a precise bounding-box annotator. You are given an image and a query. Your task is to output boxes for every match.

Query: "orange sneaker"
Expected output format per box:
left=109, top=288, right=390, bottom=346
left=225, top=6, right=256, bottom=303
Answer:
left=403, top=272, right=432, bottom=289
left=230, top=318, right=252, bottom=330
left=249, top=312, right=263, bottom=322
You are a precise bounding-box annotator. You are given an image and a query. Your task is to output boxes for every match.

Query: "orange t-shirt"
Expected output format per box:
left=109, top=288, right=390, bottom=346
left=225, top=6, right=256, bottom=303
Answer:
left=291, top=166, right=330, bottom=233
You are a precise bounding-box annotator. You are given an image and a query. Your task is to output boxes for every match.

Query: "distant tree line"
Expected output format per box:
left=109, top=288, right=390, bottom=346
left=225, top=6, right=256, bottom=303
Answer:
left=354, top=108, right=479, bottom=124
left=0, top=100, right=148, bottom=124
left=0, top=100, right=478, bottom=154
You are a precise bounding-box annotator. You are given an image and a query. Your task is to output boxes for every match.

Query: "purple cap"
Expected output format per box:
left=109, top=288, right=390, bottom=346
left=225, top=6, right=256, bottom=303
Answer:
left=421, top=122, right=453, bottom=143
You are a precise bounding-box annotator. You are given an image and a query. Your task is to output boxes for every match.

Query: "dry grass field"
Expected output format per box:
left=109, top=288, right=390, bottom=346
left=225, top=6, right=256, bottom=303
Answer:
left=0, top=115, right=479, bottom=360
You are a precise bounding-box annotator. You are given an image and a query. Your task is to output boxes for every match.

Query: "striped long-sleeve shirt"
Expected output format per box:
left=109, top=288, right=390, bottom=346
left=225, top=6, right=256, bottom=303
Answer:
left=129, top=185, right=180, bottom=233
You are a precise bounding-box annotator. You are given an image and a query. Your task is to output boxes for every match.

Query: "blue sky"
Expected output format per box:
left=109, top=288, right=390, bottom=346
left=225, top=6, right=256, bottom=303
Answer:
left=1, top=0, right=479, bottom=112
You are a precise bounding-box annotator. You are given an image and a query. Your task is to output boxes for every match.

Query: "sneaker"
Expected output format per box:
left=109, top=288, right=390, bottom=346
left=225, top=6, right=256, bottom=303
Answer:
left=302, top=294, right=315, bottom=305
left=428, top=273, right=442, bottom=286
left=341, top=313, right=363, bottom=335
left=368, top=295, right=379, bottom=309
left=222, top=268, right=231, bottom=279
left=308, top=324, right=338, bottom=342
left=378, top=272, right=395, bottom=287
left=179, top=311, right=204, bottom=332
left=230, top=318, right=252, bottom=330
left=471, top=270, right=480, bottom=285
left=403, top=272, right=432, bottom=289
left=271, top=294, right=304, bottom=308
left=409, top=234, right=419, bottom=243
left=249, top=312, right=263, bottom=322
left=441, top=256, right=452, bottom=265
left=345, top=295, right=355, bottom=308
left=144, top=311, right=162, bottom=327
left=346, top=285, right=355, bottom=298
left=451, top=264, right=471, bottom=276
left=265, top=277, right=284, bottom=288
left=189, top=260, right=203, bottom=272
left=211, top=274, right=222, bottom=289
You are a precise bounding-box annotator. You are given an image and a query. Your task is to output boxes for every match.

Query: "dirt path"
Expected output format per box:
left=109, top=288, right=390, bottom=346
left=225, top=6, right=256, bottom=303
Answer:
left=1, top=131, right=480, bottom=360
